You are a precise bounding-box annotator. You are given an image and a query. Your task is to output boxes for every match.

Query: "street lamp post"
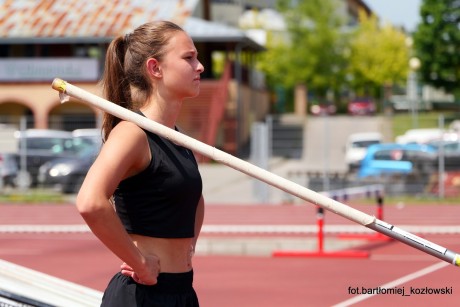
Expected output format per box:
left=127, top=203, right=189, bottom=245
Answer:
left=407, top=57, right=421, bottom=128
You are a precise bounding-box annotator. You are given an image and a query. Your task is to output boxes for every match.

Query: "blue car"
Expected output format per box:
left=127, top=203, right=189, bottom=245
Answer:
left=358, top=143, right=437, bottom=178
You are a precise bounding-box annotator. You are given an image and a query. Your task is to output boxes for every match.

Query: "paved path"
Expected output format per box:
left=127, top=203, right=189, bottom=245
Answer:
left=198, top=159, right=305, bottom=204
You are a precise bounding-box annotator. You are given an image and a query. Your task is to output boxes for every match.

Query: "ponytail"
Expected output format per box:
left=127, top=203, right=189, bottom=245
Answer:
left=100, top=36, right=133, bottom=141
left=100, top=20, right=185, bottom=141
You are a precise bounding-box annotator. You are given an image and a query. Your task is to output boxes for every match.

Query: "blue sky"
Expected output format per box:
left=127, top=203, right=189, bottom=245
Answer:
left=364, top=0, right=422, bottom=32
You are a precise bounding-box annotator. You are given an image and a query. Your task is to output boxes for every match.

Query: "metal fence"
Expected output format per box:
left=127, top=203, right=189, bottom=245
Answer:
left=285, top=169, right=458, bottom=199
left=1, top=117, right=458, bottom=199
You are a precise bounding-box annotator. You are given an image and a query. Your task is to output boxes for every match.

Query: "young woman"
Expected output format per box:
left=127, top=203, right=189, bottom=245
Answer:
left=76, top=20, right=205, bottom=306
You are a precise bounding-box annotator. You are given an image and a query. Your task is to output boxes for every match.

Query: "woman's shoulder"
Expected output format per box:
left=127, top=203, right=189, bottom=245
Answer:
left=110, top=120, right=145, bottom=138
left=101, top=120, right=150, bottom=171
left=104, top=120, right=148, bottom=151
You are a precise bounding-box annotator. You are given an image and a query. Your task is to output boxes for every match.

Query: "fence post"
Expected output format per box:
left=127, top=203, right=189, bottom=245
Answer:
left=251, top=122, right=270, bottom=204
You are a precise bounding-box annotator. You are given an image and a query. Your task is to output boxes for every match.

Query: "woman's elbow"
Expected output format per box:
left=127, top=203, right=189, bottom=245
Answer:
left=75, top=187, right=106, bottom=217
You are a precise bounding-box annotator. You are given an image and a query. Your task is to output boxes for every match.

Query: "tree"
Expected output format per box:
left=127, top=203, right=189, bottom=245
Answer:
left=257, top=0, right=348, bottom=102
left=413, top=0, right=460, bottom=96
left=347, top=11, right=409, bottom=98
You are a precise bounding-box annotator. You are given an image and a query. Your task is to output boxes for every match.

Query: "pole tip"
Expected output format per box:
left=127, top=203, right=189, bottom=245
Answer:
left=51, top=78, right=67, bottom=92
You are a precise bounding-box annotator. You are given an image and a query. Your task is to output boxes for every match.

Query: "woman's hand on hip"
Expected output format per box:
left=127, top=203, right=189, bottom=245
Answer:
left=120, top=254, right=160, bottom=285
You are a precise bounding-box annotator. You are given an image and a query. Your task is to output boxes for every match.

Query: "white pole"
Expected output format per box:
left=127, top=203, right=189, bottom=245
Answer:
left=438, top=114, right=445, bottom=199
left=51, top=78, right=460, bottom=267
left=52, top=78, right=372, bottom=226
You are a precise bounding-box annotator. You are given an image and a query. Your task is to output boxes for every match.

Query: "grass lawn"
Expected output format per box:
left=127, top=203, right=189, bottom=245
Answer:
left=354, top=195, right=459, bottom=206
left=0, top=189, right=65, bottom=204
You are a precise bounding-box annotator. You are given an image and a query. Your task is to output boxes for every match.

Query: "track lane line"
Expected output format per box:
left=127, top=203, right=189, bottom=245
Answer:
left=332, top=261, right=449, bottom=307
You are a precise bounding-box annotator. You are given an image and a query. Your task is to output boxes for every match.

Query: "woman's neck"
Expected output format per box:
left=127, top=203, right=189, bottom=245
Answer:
left=140, top=98, right=182, bottom=129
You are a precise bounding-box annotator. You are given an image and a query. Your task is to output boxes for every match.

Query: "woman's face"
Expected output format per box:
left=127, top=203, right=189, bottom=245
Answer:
left=156, top=31, right=205, bottom=100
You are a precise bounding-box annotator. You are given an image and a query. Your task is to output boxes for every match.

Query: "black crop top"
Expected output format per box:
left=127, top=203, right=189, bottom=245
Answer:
left=113, top=125, right=202, bottom=238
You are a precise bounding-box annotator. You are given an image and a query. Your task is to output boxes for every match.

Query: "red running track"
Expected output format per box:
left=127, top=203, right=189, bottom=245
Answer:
left=0, top=203, right=459, bottom=306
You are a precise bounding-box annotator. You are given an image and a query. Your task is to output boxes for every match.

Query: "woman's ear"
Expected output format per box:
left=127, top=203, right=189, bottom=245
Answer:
left=146, top=58, right=162, bottom=78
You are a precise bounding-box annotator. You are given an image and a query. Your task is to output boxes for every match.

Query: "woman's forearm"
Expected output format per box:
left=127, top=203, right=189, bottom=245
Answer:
left=77, top=194, right=146, bottom=272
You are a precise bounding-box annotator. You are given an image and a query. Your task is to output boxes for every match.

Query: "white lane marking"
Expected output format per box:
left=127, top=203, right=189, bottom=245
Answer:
left=332, top=261, right=449, bottom=307
left=1, top=224, right=460, bottom=234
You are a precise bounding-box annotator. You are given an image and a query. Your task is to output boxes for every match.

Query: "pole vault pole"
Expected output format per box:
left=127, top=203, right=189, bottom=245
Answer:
left=51, top=78, right=460, bottom=268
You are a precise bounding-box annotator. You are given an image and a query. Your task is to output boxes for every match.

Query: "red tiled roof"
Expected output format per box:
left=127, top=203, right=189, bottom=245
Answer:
left=0, top=0, right=198, bottom=38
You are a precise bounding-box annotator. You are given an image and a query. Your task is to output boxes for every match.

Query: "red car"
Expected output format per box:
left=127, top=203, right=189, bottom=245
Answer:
left=348, top=98, right=376, bottom=115
left=310, top=102, right=336, bottom=115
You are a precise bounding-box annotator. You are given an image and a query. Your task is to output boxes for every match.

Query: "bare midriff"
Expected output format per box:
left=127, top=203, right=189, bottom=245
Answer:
left=129, top=234, right=194, bottom=273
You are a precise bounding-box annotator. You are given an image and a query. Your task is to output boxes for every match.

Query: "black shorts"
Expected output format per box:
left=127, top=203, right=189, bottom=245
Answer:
left=101, top=270, right=199, bottom=307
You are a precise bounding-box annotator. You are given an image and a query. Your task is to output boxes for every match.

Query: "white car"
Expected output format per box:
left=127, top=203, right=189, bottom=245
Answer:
left=395, top=128, right=444, bottom=145
left=345, top=132, right=382, bottom=172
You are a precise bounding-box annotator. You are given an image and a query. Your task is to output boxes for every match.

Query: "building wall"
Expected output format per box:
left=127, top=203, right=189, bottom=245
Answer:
left=0, top=83, right=101, bottom=129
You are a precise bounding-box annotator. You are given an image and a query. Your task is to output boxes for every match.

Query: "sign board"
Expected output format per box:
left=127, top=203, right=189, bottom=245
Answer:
left=0, top=58, right=99, bottom=82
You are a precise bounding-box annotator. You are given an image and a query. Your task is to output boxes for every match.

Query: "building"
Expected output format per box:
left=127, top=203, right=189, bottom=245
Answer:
left=196, top=0, right=371, bottom=29
left=0, top=0, right=268, bottom=159
left=0, top=0, right=374, bottom=159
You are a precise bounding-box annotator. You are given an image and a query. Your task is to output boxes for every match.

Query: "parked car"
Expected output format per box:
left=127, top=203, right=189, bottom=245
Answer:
left=310, top=101, right=336, bottom=116
left=72, top=128, right=103, bottom=144
left=38, top=144, right=101, bottom=194
left=4, top=129, right=89, bottom=187
left=72, top=128, right=103, bottom=152
left=347, top=98, right=376, bottom=115
left=395, top=128, right=444, bottom=145
left=428, top=140, right=460, bottom=151
left=0, top=153, right=19, bottom=187
left=358, top=143, right=437, bottom=178
left=427, top=140, right=460, bottom=171
left=344, top=132, right=382, bottom=172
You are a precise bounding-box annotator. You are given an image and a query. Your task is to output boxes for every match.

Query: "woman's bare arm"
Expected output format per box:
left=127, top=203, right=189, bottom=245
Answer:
left=76, top=121, right=159, bottom=284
